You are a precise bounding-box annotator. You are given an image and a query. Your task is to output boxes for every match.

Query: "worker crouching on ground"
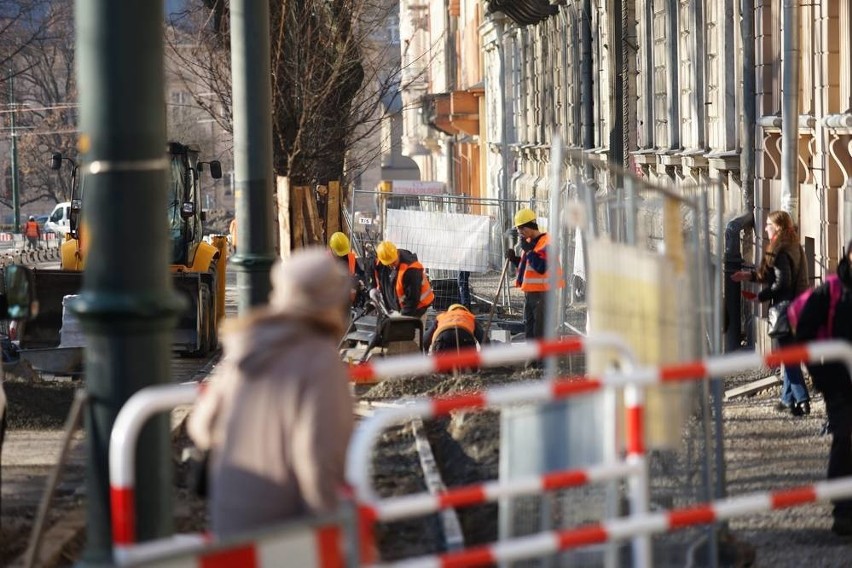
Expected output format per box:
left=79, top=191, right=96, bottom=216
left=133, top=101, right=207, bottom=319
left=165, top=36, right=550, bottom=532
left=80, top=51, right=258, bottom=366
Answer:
left=504, top=208, right=561, bottom=341
left=372, top=240, right=434, bottom=318
left=187, top=248, right=354, bottom=538
left=424, top=303, right=486, bottom=354
left=329, top=231, right=367, bottom=306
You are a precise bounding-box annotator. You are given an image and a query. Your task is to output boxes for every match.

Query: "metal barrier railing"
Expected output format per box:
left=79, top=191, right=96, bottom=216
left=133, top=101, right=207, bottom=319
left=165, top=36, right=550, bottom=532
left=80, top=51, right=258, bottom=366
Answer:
left=106, top=340, right=852, bottom=567
left=349, top=340, right=852, bottom=566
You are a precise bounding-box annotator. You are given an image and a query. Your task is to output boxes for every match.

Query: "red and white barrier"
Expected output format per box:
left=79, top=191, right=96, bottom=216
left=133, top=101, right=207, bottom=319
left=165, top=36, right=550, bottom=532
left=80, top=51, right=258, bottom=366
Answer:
left=349, top=340, right=852, bottom=566
left=348, top=333, right=637, bottom=384
left=385, top=476, right=852, bottom=568
left=116, top=522, right=344, bottom=567
left=109, top=382, right=351, bottom=567
left=109, top=383, right=201, bottom=564
left=0, top=233, right=13, bottom=241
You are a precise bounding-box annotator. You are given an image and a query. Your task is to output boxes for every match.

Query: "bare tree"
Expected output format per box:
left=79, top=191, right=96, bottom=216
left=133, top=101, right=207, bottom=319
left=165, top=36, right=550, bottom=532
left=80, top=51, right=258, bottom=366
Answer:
left=166, top=0, right=410, bottom=188
left=0, top=1, right=74, bottom=209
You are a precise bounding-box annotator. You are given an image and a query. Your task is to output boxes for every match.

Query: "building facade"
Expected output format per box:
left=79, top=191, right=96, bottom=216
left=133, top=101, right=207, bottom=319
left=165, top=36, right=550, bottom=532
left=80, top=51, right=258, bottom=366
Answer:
left=399, top=0, right=852, bottom=283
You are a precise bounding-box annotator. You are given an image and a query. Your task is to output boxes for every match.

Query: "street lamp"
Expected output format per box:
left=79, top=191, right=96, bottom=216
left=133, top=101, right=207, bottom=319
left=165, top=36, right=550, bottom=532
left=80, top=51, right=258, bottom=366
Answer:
left=7, top=68, right=20, bottom=234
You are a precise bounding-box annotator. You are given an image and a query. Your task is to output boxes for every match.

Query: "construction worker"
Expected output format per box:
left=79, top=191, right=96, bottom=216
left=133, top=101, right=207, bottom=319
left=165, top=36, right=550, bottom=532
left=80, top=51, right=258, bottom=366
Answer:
left=328, top=231, right=366, bottom=306
left=372, top=240, right=434, bottom=318
left=423, top=303, right=486, bottom=353
left=504, top=208, right=561, bottom=340
left=23, top=216, right=40, bottom=250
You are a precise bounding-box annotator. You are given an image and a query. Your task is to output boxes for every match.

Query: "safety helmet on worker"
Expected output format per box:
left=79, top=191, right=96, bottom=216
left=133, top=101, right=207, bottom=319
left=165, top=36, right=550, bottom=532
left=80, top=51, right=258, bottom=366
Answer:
left=329, top=232, right=350, bottom=256
left=447, top=303, right=470, bottom=313
left=376, top=241, right=399, bottom=266
left=28, top=215, right=35, bottom=221
left=514, top=208, right=537, bottom=228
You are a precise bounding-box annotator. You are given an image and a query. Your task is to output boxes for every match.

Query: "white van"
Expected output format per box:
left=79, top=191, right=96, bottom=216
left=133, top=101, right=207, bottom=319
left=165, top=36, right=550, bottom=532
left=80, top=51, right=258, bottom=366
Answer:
left=45, top=202, right=70, bottom=236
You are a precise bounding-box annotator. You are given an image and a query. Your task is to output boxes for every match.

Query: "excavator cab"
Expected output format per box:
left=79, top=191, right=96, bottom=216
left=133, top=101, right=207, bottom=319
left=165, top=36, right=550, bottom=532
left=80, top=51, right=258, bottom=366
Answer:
left=166, top=142, right=222, bottom=266
left=21, top=143, right=227, bottom=358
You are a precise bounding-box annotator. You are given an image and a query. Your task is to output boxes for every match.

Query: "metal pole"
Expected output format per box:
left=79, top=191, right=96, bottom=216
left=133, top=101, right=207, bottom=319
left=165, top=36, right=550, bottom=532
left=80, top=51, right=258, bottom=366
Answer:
left=8, top=70, right=20, bottom=233
left=608, top=0, right=624, bottom=167
left=73, top=0, right=181, bottom=563
left=781, top=0, right=800, bottom=220
left=230, top=0, right=277, bottom=313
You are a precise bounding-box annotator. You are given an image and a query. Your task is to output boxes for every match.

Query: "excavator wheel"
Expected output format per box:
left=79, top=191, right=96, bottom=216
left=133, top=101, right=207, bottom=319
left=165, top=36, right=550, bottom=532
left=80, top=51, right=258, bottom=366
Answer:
left=184, top=282, right=212, bottom=358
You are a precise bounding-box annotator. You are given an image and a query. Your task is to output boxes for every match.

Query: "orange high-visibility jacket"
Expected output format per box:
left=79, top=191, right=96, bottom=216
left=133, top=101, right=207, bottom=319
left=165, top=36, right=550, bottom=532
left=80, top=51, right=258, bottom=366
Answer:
left=24, top=220, right=40, bottom=238
left=433, top=309, right=476, bottom=337
left=395, top=260, right=434, bottom=310
left=517, top=233, right=564, bottom=292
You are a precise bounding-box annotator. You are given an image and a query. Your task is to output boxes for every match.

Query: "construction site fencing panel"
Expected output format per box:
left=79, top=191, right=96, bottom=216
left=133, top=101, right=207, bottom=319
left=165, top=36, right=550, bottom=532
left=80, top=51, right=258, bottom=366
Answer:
left=347, top=191, right=532, bottom=316
left=497, top=149, right=723, bottom=566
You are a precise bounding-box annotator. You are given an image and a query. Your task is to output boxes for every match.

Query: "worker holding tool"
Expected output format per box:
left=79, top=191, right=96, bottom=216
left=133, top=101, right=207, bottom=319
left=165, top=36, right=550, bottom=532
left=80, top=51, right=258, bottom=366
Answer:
left=372, top=240, right=434, bottom=318
left=329, top=231, right=366, bottom=306
left=423, top=303, right=487, bottom=353
left=504, top=208, right=562, bottom=341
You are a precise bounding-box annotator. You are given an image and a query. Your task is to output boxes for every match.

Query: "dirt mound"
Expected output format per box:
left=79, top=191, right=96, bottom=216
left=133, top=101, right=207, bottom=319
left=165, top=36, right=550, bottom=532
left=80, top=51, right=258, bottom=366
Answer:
left=4, top=379, right=78, bottom=430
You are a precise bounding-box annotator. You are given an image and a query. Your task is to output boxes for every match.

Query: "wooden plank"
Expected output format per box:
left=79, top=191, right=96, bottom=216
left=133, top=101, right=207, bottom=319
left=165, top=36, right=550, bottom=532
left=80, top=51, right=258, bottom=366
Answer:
left=724, top=375, right=781, bottom=401
left=276, top=176, right=291, bottom=257
left=302, top=186, right=322, bottom=244
left=327, top=180, right=341, bottom=237
left=291, top=184, right=305, bottom=249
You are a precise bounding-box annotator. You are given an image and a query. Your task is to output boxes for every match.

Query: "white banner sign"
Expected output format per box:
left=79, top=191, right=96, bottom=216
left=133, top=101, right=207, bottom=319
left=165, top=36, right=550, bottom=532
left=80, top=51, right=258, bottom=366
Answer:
left=385, top=209, right=491, bottom=272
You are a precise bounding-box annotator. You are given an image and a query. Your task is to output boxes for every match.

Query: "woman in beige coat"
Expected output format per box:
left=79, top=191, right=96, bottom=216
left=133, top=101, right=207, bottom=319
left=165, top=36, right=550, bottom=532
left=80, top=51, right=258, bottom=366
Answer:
left=188, top=248, right=354, bottom=538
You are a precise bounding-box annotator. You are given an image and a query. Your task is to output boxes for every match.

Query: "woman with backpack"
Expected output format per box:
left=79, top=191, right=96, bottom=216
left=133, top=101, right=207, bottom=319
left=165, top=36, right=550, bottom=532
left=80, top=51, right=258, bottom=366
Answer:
left=793, top=239, right=852, bottom=536
left=732, top=210, right=811, bottom=416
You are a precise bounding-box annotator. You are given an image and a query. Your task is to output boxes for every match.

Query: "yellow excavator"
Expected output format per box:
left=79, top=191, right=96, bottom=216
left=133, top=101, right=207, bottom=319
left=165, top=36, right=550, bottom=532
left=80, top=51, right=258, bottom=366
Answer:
left=17, top=142, right=227, bottom=361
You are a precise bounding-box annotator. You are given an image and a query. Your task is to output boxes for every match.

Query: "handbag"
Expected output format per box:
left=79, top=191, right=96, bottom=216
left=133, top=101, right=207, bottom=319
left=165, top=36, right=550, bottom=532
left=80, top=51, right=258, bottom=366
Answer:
left=768, top=300, right=792, bottom=338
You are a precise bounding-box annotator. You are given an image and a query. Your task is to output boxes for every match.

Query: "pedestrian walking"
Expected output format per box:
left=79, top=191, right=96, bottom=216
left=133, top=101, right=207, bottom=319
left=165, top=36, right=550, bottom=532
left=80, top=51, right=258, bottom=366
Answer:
left=23, top=216, right=40, bottom=250
left=187, top=248, right=354, bottom=538
left=732, top=210, right=811, bottom=416
left=372, top=240, right=434, bottom=318
left=793, top=239, right=852, bottom=536
left=423, top=303, right=486, bottom=354
left=504, top=208, right=562, bottom=341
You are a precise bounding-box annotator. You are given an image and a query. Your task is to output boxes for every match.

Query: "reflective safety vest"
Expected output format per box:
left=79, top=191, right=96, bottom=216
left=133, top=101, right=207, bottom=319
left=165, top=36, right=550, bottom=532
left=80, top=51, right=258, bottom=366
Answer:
left=24, top=221, right=39, bottom=238
left=518, top=233, right=564, bottom=292
left=346, top=251, right=357, bottom=276
left=396, top=261, right=434, bottom=309
left=434, top=309, right=476, bottom=337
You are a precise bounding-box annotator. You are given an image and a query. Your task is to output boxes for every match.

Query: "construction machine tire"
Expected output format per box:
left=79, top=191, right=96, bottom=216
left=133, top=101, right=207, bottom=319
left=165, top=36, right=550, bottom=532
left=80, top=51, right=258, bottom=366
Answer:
left=188, top=283, right=212, bottom=358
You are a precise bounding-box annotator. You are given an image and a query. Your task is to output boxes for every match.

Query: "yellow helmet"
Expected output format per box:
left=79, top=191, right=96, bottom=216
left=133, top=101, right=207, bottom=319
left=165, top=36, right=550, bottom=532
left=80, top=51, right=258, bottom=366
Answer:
left=514, top=208, right=537, bottom=227
left=329, top=232, right=350, bottom=256
left=376, top=241, right=399, bottom=265
left=447, top=303, right=470, bottom=312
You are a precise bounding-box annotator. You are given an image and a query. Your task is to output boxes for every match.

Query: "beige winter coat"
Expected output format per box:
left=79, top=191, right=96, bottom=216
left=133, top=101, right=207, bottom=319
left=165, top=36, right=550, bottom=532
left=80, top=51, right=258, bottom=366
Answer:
left=187, top=311, right=353, bottom=538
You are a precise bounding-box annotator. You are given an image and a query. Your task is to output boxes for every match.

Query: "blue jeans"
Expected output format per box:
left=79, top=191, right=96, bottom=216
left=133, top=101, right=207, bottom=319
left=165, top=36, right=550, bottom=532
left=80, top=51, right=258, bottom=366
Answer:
left=778, top=335, right=810, bottom=405
left=457, top=271, right=471, bottom=308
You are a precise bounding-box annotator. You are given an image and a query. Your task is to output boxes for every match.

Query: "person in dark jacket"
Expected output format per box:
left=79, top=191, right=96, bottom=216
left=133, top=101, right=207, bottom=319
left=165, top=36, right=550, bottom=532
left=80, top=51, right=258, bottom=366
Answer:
left=794, top=240, right=852, bottom=536
left=372, top=241, right=434, bottom=318
left=424, top=304, right=486, bottom=353
left=732, top=210, right=811, bottom=415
